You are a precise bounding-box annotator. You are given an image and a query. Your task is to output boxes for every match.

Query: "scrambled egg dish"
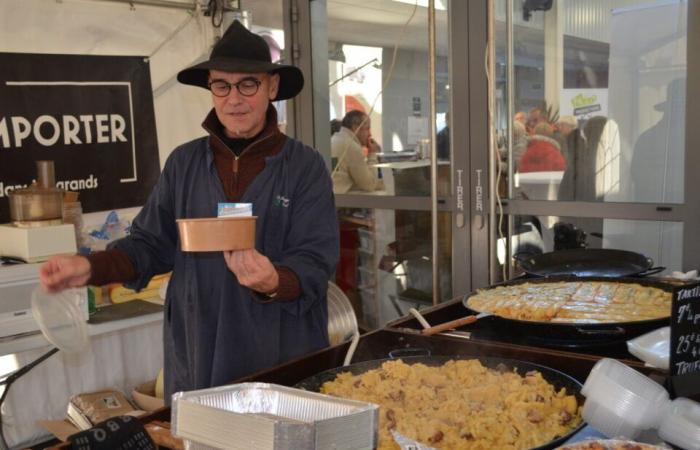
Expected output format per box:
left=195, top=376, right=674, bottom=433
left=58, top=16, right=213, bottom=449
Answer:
left=321, top=359, right=582, bottom=450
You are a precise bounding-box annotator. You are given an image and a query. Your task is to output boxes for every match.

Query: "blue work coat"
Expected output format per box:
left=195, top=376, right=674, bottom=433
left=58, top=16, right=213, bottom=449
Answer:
left=111, top=136, right=339, bottom=398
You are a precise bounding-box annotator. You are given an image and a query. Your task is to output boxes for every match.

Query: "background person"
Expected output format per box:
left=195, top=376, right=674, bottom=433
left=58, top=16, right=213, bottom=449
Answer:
left=518, top=122, right=566, bottom=173
left=39, top=20, right=339, bottom=400
left=331, top=109, right=384, bottom=193
left=554, top=115, right=579, bottom=164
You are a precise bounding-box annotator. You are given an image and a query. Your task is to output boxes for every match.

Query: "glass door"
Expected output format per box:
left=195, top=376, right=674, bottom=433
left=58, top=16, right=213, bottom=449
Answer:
left=307, top=0, right=455, bottom=330
left=494, top=0, right=700, bottom=279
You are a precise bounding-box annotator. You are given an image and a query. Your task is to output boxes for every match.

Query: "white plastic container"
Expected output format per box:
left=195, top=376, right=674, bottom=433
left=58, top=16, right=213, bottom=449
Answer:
left=31, top=287, right=89, bottom=353
left=627, top=326, right=670, bottom=370
left=582, top=358, right=700, bottom=449
left=658, top=398, right=700, bottom=450
left=582, top=358, right=669, bottom=437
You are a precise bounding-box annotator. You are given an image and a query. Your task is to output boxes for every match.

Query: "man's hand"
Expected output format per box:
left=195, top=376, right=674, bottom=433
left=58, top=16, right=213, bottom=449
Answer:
left=224, top=249, right=279, bottom=294
left=367, top=137, right=381, bottom=154
left=39, top=255, right=92, bottom=293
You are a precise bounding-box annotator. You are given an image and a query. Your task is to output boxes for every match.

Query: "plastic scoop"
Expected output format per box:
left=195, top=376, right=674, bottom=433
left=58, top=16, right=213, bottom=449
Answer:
left=31, top=287, right=89, bottom=353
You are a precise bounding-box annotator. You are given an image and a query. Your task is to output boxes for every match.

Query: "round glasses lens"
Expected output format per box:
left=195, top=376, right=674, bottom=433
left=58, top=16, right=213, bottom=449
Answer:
left=238, top=80, right=259, bottom=96
left=210, top=81, right=230, bottom=97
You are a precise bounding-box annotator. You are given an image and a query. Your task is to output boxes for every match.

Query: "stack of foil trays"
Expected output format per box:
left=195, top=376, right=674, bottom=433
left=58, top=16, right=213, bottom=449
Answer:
left=171, top=383, right=378, bottom=450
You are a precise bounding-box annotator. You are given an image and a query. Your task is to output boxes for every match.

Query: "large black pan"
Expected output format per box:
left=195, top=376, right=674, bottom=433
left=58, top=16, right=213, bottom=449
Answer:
left=514, top=248, right=664, bottom=278
left=296, top=355, right=585, bottom=450
left=463, top=276, right=672, bottom=347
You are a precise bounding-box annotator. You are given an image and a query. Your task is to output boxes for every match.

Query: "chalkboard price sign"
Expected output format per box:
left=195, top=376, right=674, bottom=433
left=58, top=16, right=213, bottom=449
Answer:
left=670, top=281, right=700, bottom=396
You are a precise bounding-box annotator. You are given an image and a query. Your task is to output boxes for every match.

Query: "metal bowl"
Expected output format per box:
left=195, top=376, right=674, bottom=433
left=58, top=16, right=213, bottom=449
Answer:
left=327, top=282, right=358, bottom=346
left=9, top=186, right=64, bottom=222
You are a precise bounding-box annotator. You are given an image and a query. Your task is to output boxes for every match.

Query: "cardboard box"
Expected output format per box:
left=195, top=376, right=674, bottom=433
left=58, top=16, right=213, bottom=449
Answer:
left=38, top=419, right=80, bottom=442
left=132, top=380, right=165, bottom=412
left=108, top=273, right=170, bottom=304
left=40, top=385, right=155, bottom=442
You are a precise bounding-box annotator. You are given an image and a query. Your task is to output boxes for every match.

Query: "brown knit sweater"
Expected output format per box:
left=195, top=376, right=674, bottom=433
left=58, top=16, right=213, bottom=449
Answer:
left=86, top=105, right=301, bottom=300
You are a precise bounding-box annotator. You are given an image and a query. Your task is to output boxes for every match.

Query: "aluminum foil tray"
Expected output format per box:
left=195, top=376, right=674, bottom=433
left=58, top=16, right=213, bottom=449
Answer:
left=171, top=382, right=378, bottom=450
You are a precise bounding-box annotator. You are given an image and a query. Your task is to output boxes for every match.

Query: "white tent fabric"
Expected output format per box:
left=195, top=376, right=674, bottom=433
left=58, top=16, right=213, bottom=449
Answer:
left=2, top=322, right=163, bottom=448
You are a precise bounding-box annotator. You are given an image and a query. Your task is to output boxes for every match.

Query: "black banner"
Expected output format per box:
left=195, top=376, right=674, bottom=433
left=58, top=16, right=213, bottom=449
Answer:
left=0, top=53, right=160, bottom=223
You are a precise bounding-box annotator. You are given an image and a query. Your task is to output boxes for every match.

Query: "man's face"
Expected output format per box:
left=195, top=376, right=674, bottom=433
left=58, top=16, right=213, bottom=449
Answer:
left=354, top=119, right=371, bottom=146
left=526, top=110, right=543, bottom=133
left=210, top=70, right=280, bottom=139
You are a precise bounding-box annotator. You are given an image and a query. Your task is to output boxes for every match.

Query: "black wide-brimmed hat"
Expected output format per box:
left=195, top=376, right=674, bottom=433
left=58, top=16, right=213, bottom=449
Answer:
left=177, top=20, right=304, bottom=101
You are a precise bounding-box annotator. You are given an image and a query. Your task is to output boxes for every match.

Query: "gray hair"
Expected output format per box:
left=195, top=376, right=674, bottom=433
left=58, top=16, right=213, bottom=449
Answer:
left=342, top=110, right=367, bottom=130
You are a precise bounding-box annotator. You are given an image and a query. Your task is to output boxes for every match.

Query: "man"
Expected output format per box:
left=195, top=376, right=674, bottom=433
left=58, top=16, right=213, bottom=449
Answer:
left=331, top=110, right=384, bottom=193
left=525, top=107, right=546, bottom=135
left=513, top=111, right=526, bottom=125
left=39, top=21, right=339, bottom=399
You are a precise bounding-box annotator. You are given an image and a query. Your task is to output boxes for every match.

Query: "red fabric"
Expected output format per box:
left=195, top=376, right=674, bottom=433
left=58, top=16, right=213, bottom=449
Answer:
left=518, top=138, right=567, bottom=173
left=336, top=223, right=359, bottom=292
left=86, top=249, right=137, bottom=285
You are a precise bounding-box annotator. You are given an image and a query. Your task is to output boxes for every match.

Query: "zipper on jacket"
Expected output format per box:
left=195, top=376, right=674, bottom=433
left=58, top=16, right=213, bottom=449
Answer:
left=232, top=156, right=240, bottom=192
left=229, top=132, right=275, bottom=196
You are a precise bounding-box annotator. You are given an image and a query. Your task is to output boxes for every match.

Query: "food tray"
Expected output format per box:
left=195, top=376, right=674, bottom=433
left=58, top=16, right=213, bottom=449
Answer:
left=171, top=382, right=378, bottom=450
left=176, top=216, right=256, bottom=252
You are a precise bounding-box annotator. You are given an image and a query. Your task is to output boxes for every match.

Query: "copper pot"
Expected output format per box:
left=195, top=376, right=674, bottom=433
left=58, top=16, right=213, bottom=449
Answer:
left=177, top=216, right=256, bottom=251
left=8, top=161, right=64, bottom=223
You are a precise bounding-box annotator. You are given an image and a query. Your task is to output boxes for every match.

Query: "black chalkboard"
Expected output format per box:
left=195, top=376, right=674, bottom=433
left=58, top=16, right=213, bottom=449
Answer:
left=670, top=281, right=700, bottom=397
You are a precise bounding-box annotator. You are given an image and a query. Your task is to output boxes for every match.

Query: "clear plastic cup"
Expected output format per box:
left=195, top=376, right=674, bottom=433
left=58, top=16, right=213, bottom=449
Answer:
left=581, top=358, right=670, bottom=438
left=31, top=287, right=89, bottom=353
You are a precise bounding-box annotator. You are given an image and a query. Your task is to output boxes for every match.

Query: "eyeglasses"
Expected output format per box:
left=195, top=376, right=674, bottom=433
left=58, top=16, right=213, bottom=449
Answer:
left=208, top=77, right=262, bottom=97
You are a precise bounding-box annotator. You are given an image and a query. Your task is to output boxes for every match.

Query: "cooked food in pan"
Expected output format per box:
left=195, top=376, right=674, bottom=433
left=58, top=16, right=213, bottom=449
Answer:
left=466, top=281, right=671, bottom=323
left=556, top=439, right=667, bottom=450
left=321, top=359, right=582, bottom=450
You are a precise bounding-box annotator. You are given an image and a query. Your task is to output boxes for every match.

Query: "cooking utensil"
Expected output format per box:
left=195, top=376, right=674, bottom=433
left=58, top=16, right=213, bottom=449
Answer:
left=514, top=248, right=665, bottom=278
left=8, top=161, right=64, bottom=223
left=407, top=307, right=475, bottom=340
left=421, top=311, right=490, bottom=336
left=296, top=355, right=585, bottom=450
left=462, top=276, right=672, bottom=347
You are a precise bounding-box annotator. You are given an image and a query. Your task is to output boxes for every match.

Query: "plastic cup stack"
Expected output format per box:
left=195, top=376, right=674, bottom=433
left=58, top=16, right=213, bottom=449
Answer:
left=581, top=358, right=700, bottom=449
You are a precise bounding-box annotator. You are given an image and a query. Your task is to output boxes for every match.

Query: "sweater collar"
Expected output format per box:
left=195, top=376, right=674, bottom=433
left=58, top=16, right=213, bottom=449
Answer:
left=203, top=104, right=283, bottom=157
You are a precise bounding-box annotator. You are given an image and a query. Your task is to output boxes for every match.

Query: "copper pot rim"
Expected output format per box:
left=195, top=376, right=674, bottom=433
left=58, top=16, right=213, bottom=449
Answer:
left=176, top=216, right=257, bottom=223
